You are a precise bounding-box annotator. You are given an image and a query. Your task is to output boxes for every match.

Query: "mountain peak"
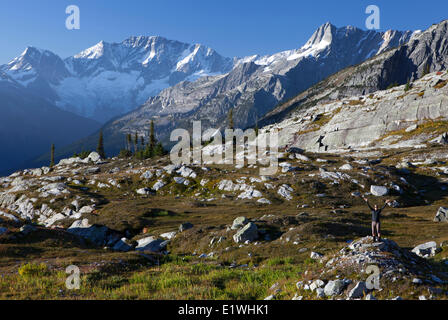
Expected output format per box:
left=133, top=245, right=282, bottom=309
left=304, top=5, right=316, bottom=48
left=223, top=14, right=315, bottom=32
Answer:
left=6, top=46, right=60, bottom=71
left=303, top=22, right=336, bottom=51
left=74, top=41, right=109, bottom=59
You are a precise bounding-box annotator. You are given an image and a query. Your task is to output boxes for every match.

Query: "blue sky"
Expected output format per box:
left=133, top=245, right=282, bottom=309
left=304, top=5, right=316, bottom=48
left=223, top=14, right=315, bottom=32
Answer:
left=0, top=0, right=447, bottom=63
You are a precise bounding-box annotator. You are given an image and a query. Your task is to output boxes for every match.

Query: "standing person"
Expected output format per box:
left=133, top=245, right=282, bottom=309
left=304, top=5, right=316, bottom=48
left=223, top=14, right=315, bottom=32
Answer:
left=316, top=135, right=325, bottom=151
left=362, top=197, right=390, bottom=242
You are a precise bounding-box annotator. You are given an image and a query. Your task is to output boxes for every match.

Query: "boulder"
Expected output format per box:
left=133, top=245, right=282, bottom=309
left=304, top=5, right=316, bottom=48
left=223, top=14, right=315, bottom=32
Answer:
left=140, top=171, right=154, bottom=180
left=412, top=241, right=440, bottom=258
left=233, top=222, right=258, bottom=243
left=277, top=184, right=293, bottom=201
left=434, top=207, right=448, bottom=222
left=160, top=231, right=177, bottom=240
left=324, top=280, right=346, bottom=297
left=174, top=177, right=186, bottom=184
left=405, top=124, right=418, bottom=133
left=238, top=189, right=262, bottom=200
left=296, top=154, right=310, bottom=162
left=176, top=166, right=197, bottom=178
left=310, top=279, right=325, bottom=291
left=370, top=185, right=388, bottom=197
left=135, top=236, right=168, bottom=252
left=231, top=217, right=248, bottom=230
left=348, top=281, right=367, bottom=299
left=136, top=188, right=152, bottom=195
left=339, top=163, right=354, bottom=171
left=86, top=152, right=102, bottom=163
left=79, top=206, right=95, bottom=214
left=310, top=251, right=323, bottom=259
left=152, top=180, right=166, bottom=191
left=257, top=198, right=272, bottom=205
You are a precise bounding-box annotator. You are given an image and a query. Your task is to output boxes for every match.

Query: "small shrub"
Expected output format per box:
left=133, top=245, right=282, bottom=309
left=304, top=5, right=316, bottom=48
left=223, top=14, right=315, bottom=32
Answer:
left=73, top=150, right=90, bottom=159
left=18, top=263, right=48, bottom=278
left=404, top=81, right=412, bottom=92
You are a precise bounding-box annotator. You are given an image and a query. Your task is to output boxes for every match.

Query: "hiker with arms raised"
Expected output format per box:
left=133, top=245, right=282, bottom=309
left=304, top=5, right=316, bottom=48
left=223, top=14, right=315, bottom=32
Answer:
left=362, top=196, right=391, bottom=242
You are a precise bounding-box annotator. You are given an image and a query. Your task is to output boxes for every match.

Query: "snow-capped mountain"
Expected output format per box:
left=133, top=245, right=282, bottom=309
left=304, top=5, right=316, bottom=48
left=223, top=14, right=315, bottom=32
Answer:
left=52, top=23, right=419, bottom=159
left=103, top=23, right=416, bottom=135
left=1, top=36, right=234, bottom=122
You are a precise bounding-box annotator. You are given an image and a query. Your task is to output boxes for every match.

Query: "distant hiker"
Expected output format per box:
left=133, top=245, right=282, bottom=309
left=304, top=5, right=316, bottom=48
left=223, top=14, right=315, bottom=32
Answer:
left=316, top=135, right=325, bottom=150
left=362, top=197, right=391, bottom=242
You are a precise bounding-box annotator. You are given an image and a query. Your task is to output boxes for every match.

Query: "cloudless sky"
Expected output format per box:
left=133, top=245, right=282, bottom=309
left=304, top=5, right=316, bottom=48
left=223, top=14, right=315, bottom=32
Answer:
left=0, top=0, right=447, bottom=63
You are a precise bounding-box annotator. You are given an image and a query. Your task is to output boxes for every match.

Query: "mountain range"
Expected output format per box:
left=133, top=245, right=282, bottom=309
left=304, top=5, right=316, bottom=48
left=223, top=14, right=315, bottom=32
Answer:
left=1, top=36, right=234, bottom=122
left=4, top=21, right=445, bottom=173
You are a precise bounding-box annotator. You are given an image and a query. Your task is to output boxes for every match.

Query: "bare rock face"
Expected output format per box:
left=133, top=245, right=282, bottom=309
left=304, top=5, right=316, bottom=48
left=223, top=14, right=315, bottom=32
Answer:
left=261, top=21, right=448, bottom=153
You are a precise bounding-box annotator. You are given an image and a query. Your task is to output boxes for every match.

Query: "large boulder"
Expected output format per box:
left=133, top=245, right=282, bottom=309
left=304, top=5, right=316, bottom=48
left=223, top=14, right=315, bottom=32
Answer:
left=324, top=280, right=346, bottom=297
left=412, top=241, right=440, bottom=258
left=135, top=236, right=168, bottom=252
left=434, top=207, right=448, bottom=222
left=370, top=185, right=388, bottom=197
left=83, top=152, right=102, bottom=163
left=233, top=222, right=258, bottom=243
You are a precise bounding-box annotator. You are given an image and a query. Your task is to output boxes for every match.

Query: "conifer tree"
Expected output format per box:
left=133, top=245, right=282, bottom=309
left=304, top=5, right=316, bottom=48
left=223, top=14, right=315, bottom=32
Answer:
left=149, top=120, right=156, bottom=149
left=50, top=144, right=55, bottom=167
left=134, top=133, right=138, bottom=153
left=126, top=134, right=132, bottom=152
left=97, top=130, right=105, bottom=159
